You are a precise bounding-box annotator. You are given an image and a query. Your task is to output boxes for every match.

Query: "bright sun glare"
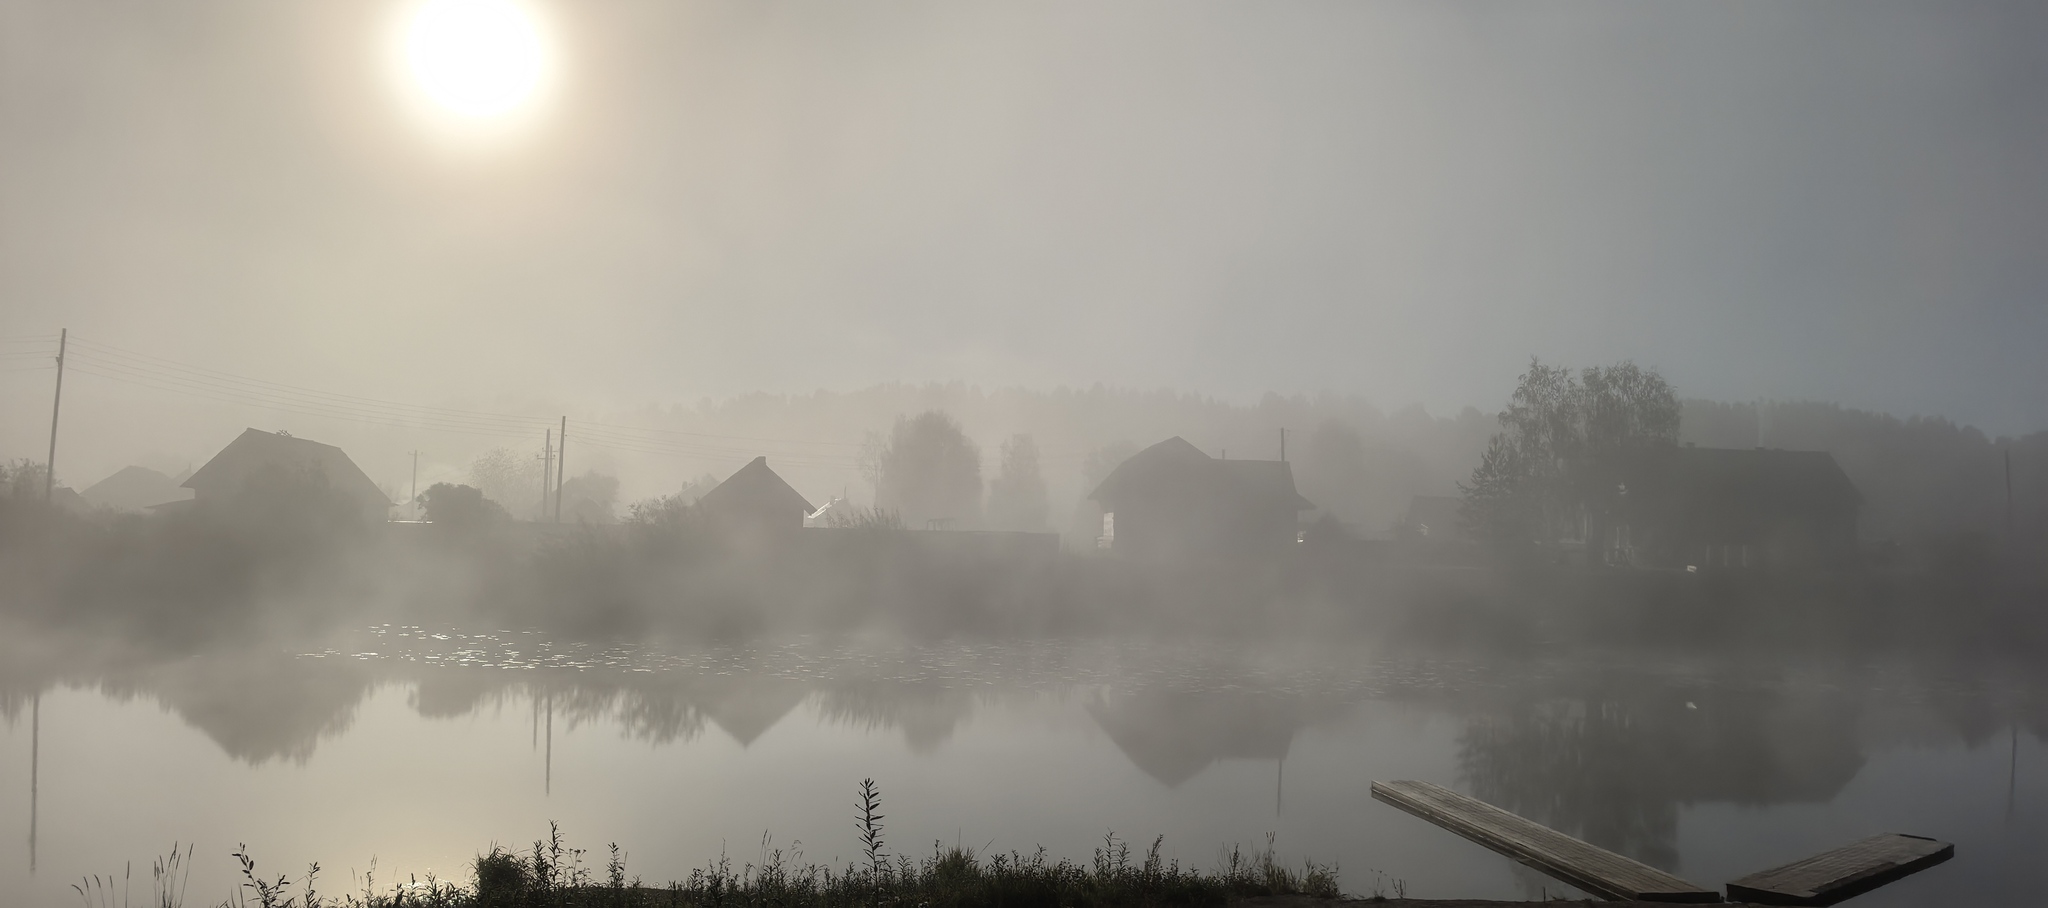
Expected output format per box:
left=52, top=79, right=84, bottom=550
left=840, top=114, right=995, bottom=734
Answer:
left=405, top=0, right=547, bottom=119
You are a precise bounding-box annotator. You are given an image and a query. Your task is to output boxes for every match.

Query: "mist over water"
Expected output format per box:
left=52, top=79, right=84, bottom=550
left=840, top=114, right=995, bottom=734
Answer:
left=3, top=625, right=2046, bottom=907
left=3, top=1, right=2048, bottom=906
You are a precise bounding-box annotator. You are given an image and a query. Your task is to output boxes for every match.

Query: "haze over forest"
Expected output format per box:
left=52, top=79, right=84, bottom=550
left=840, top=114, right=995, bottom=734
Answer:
left=3, top=0, right=2045, bottom=507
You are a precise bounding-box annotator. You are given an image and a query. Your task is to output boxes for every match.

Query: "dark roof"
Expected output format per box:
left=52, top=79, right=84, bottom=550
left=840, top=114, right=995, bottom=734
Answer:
left=184, top=429, right=389, bottom=508
left=81, top=465, right=193, bottom=511
left=1639, top=446, right=1861, bottom=512
left=1089, top=436, right=1313, bottom=511
left=1219, top=460, right=1314, bottom=511
left=698, top=457, right=814, bottom=517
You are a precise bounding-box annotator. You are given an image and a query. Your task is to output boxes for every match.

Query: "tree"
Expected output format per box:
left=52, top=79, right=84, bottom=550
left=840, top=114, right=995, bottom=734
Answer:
left=876, top=411, right=982, bottom=528
left=418, top=482, right=508, bottom=529
left=1460, top=432, right=1540, bottom=547
left=468, top=447, right=544, bottom=518
left=0, top=459, right=48, bottom=500
left=1461, top=358, right=1678, bottom=555
left=856, top=431, right=888, bottom=503
left=560, top=471, right=620, bottom=524
left=1296, top=420, right=1430, bottom=535
left=985, top=434, right=1049, bottom=531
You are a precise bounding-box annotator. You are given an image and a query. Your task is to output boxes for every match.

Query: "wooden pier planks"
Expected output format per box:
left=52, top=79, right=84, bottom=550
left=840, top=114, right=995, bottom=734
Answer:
left=1369, top=780, right=1721, bottom=903
left=1725, top=833, right=1953, bottom=906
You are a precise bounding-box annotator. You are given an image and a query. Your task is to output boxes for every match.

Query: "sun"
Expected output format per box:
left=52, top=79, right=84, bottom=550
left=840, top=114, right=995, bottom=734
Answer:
left=404, top=0, right=548, bottom=119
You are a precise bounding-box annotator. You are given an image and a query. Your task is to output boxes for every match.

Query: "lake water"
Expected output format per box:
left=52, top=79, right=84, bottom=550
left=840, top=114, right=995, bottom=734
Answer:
left=2, top=628, right=2044, bottom=906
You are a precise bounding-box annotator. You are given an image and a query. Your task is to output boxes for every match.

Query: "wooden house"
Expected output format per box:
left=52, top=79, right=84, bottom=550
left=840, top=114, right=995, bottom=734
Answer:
left=699, top=456, right=814, bottom=535
left=1088, top=436, right=1313, bottom=560
left=182, top=428, right=390, bottom=523
left=1624, top=446, right=1861, bottom=569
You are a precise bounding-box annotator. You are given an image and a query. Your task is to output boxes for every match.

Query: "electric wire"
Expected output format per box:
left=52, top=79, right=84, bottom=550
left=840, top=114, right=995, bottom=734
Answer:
left=66, top=337, right=551, bottom=431
left=64, top=362, right=544, bottom=441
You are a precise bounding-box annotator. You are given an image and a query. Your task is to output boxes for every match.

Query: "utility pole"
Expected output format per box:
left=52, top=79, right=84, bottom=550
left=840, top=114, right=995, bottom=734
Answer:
left=540, top=429, right=553, bottom=521
left=44, top=329, right=65, bottom=501
left=29, top=692, right=38, bottom=873
left=2006, top=447, right=2015, bottom=543
left=1279, top=427, right=1286, bottom=462
left=555, top=417, right=566, bottom=523
left=408, top=450, right=421, bottom=519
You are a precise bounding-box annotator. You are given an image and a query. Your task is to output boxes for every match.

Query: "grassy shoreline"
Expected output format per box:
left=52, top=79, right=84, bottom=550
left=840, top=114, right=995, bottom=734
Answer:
left=93, top=783, right=1347, bottom=908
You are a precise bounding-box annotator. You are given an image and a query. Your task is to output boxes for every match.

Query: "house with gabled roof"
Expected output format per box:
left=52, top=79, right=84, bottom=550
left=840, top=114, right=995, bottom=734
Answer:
left=183, top=429, right=390, bottom=522
left=1088, top=436, right=1313, bottom=560
left=1624, top=445, right=1862, bottom=569
left=81, top=465, right=192, bottom=512
left=699, top=456, right=814, bottom=534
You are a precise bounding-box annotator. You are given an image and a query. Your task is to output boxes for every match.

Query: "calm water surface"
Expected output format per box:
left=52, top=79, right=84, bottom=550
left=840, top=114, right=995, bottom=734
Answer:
left=2, top=629, right=2044, bottom=906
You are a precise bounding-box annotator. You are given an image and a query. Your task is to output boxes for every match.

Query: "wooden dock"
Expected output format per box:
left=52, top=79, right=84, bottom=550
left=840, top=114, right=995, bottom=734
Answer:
left=1725, top=833, right=1953, bottom=906
left=1370, top=780, right=1721, bottom=903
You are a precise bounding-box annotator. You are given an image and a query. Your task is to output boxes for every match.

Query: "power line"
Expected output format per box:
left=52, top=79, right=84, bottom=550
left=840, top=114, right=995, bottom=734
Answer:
left=64, top=360, right=543, bottom=441
left=66, top=338, right=550, bottom=431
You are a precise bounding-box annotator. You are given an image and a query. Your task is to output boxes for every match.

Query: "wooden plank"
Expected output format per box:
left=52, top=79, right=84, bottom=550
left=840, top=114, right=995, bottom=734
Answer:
left=1370, top=780, right=1720, bottom=903
left=1725, top=833, right=1953, bottom=906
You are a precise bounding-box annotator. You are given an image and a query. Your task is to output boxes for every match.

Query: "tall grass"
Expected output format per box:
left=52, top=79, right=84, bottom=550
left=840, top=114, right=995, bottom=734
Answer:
left=87, top=783, right=1341, bottom=908
left=72, top=843, right=194, bottom=908
left=463, top=823, right=1338, bottom=908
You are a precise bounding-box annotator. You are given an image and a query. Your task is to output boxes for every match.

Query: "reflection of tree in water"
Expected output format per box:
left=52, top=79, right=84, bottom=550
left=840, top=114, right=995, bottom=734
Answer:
left=112, top=654, right=375, bottom=765
left=1458, top=700, right=1684, bottom=870
left=517, top=676, right=799, bottom=746
left=1456, top=683, right=1866, bottom=872
left=814, top=680, right=980, bottom=753
left=550, top=681, right=709, bottom=744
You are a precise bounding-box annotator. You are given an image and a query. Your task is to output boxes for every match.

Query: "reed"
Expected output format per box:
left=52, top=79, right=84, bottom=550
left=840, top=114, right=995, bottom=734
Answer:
left=102, top=782, right=1341, bottom=908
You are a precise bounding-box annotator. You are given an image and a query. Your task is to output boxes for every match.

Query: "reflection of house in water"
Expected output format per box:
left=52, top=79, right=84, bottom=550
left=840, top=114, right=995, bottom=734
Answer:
left=1089, top=437, right=1314, bottom=560
left=693, top=675, right=809, bottom=746
left=1622, top=446, right=1862, bottom=569
left=1087, top=689, right=1335, bottom=787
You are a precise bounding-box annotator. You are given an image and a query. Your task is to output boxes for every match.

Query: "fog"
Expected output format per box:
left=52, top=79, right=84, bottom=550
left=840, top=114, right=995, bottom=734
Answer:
left=4, top=0, right=2046, bottom=467
left=2, top=1, right=2046, bottom=905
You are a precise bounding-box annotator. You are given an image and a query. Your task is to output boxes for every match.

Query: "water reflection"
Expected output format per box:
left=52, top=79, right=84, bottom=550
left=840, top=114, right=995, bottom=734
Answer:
left=1456, top=685, right=1864, bottom=869
left=4, top=627, right=2046, bottom=901
left=1088, top=689, right=1341, bottom=787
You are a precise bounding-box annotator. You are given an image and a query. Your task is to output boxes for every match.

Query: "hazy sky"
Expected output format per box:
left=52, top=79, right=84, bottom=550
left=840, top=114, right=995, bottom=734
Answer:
left=3, top=0, right=2045, bottom=475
